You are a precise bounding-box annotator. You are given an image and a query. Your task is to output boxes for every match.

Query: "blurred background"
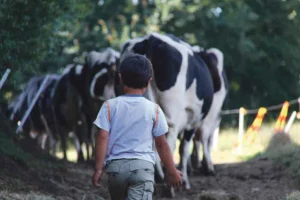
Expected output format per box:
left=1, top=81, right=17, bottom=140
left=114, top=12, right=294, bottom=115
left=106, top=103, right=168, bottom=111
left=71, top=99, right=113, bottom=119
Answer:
left=1, top=1, right=300, bottom=199
left=2, top=0, right=300, bottom=126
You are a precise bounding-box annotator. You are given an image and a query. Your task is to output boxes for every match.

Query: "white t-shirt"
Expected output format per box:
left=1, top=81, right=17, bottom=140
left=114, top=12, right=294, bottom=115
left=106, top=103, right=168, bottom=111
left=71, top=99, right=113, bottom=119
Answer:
left=94, top=94, right=169, bottom=165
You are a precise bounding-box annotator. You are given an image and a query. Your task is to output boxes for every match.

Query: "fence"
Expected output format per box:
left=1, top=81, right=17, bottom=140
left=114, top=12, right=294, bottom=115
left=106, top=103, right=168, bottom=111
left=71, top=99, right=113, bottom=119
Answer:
left=0, top=69, right=11, bottom=91
left=219, top=98, right=300, bottom=153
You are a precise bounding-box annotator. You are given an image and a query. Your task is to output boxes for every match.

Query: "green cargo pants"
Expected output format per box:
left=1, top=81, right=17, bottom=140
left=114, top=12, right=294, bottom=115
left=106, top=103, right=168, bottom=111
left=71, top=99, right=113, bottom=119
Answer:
left=105, top=159, right=155, bottom=200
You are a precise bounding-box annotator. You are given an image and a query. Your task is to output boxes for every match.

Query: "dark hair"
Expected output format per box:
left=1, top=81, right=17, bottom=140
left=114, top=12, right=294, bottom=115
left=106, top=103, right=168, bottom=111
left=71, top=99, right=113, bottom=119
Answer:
left=119, top=53, right=153, bottom=89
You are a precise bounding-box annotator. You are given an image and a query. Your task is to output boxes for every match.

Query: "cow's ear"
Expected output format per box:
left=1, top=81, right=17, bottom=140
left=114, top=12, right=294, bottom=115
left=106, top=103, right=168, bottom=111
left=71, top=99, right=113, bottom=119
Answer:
left=132, top=39, right=148, bottom=55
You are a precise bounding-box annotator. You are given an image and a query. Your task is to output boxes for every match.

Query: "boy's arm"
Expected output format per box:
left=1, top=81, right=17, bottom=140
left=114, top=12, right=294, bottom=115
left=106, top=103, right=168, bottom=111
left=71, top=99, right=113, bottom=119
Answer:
left=92, top=128, right=109, bottom=186
left=155, top=134, right=182, bottom=187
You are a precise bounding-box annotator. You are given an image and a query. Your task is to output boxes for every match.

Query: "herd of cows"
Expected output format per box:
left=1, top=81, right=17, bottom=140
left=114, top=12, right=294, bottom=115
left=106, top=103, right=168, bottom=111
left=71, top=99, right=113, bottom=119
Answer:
left=6, top=32, right=228, bottom=193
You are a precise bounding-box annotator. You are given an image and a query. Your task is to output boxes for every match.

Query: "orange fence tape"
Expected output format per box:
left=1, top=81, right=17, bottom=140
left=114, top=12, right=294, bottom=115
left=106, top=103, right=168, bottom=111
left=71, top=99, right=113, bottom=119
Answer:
left=244, top=107, right=268, bottom=145
left=274, top=101, right=289, bottom=133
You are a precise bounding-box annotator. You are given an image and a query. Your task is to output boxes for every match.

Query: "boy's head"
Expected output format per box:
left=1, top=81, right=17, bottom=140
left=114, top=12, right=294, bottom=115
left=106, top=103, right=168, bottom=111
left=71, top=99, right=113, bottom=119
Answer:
left=119, top=53, right=153, bottom=89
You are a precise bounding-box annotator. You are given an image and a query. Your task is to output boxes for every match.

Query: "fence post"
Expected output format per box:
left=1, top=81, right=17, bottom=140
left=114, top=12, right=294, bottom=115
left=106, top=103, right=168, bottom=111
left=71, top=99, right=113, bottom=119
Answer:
left=284, top=111, right=297, bottom=134
left=238, top=107, right=246, bottom=153
left=16, top=75, right=49, bottom=134
left=0, top=68, right=11, bottom=91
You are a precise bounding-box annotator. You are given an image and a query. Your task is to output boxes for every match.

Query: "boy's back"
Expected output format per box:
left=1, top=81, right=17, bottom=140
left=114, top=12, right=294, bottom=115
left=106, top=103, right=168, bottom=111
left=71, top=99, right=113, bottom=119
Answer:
left=94, top=94, right=168, bottom=165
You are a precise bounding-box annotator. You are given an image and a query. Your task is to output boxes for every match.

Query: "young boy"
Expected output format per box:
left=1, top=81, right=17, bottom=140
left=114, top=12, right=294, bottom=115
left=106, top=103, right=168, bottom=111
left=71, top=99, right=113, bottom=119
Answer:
left=92, top=53, right=182, bottom=199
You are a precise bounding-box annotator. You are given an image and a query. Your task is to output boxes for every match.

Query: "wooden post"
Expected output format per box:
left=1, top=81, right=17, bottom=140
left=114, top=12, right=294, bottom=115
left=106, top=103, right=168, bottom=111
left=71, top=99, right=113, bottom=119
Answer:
left=284, top=111, right=297, bottom=134
left=238, top=107, right=246, bottom=153
left=0, top=68, right=11, bottom=91
left=16, top=76, right=49, bottom=134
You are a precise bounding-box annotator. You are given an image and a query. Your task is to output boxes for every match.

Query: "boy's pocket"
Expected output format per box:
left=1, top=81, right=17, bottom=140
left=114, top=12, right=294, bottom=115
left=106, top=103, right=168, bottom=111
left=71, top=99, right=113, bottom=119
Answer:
left=142, top=181, right=154, bottom=200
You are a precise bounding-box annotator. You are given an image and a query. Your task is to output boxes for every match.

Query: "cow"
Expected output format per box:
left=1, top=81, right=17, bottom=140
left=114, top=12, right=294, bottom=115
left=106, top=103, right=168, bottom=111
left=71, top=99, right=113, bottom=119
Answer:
left=7, top=75, right=61, bottom=151
left=177, top=47, right=228, bottom=189
left=51, top=63, right=89, bottom=162
left=120, top=32, right=214, bottom=196
left=51, top=48, right=120, bottom=162
left=81, top=48, right=120, bottom=158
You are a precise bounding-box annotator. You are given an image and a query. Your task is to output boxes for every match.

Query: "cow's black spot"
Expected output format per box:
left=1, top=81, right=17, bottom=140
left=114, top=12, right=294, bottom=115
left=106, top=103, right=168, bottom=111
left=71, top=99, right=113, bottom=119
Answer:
left=146, top=36, right=182, bottom=91
left=184, top=129, right=195, bottom=141
left=186, top=54, right=214, bottom=119
left=121, top=42, right=130, bottom=54
left=132, top=40, right=147, bottom=55
left=94, top=74, right=109, bottom=97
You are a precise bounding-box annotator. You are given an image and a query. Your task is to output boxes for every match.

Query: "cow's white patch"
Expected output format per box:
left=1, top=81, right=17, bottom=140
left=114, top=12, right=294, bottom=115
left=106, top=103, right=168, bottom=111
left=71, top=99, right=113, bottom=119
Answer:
left=192, top=45, right=204, bottom=52
left=90, top=68, right=108, bottom=99
left=63, top=64, right=74, bottom=74
left=30, top=131, right=38, bottom=139
left=40, top=133, right=48, bottom=150
left=87, top=48, right=120, bottom=68
left=182, top=139, right=193, bottom=190
left=103, top=83, right=116, bottom=100
left=75, top=64, right=83, bottom=75
left=185, top=79, right=204, bottom=130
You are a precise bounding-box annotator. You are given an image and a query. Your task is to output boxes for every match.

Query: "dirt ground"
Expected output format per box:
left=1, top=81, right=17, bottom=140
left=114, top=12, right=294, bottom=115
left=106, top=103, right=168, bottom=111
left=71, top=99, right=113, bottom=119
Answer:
left=0, top=153, right=299, bottom=200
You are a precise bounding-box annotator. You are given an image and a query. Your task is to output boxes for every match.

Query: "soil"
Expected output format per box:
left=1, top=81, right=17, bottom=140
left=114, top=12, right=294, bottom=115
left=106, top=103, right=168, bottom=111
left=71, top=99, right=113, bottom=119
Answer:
left=0, top=153, right=298, bottom=200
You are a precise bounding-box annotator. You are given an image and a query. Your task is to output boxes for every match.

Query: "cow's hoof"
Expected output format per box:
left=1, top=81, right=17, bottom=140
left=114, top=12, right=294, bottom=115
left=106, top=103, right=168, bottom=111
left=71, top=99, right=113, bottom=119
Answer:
left=183, top=181, right=191, bottom=191
left=205, top=169, right=216, bottom=176
left=164, top=186, right=176, bottom=198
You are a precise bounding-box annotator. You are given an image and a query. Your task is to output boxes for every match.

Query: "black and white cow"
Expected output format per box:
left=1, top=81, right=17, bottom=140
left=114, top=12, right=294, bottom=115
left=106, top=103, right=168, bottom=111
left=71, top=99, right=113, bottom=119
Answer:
left=121, top=32, right=214, bottom=194
left=194, top=47, right=228, bottom=172
left=8, top=75, right=61, bottom=150
left=51, top=63, right=90, bottom=161
left=51, top=48, right=120, bottom=162
left=178, top=47, right=228, bottom=189
left=82, top=48, right=120, bottom=157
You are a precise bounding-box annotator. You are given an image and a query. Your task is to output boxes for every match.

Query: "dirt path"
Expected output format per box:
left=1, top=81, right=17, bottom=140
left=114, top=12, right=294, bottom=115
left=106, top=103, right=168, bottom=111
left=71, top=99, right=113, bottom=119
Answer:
left=155, top=158, right=299, bottom=200
left=1, top=155, right=298, bottom=200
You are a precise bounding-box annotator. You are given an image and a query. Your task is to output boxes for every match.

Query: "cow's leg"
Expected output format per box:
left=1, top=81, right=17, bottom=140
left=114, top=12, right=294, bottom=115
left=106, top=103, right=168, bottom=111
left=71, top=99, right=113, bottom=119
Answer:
left=201, top=125, right=215, bottom=175
left=191, top=128, right=202, bottom=170
left=165, top=126, right=183, bottom=198
left=40, top=133, right=48, bottom=150
left=60, top=131, right=68, bottom=160
left=181, top=129, right=195, bottom=190
left=73, top=128, right=84, bottom=162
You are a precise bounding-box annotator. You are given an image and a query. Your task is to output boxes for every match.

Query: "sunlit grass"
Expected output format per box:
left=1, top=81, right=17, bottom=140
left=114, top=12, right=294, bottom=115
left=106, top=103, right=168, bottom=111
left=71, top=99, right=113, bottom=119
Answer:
left=56, top=143, right=93, bottom=163
left=172, top=121, right=300, bottom=164
left=55, top=121, right=300, bottom=164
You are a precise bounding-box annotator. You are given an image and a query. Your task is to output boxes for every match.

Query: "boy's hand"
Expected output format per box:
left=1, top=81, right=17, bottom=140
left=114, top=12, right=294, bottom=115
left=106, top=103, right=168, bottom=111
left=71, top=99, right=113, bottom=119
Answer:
left=92, top=169, right=103, bottom=187
left=167, top=169, right=183, bottom=187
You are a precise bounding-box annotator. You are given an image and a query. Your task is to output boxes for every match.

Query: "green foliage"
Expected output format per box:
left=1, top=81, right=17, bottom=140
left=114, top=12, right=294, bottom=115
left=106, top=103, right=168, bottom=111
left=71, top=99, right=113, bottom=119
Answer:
left=1, top=0, right=300, bottom=125
left=0, top=0, right=93, bottom=97
left=162, top=0, right=300, bottom=109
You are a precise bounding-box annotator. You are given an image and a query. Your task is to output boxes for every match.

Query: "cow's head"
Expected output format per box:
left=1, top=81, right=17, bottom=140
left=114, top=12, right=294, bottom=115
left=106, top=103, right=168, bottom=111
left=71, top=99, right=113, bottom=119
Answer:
left=85, top=48, right=120, bottom=101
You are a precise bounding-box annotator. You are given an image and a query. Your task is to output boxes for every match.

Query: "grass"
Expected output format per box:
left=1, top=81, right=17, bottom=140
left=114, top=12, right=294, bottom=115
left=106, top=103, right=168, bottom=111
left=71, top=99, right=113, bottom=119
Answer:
left=55, top=121, right=300, bottom=166
left=211, top=121, right=300, bottom=164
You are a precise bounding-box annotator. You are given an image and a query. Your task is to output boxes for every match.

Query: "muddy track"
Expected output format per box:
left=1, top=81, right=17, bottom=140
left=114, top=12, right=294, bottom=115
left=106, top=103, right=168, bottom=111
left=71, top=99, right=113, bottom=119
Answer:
left=1, top=154, right=298, bottom=200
